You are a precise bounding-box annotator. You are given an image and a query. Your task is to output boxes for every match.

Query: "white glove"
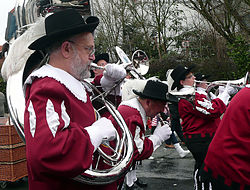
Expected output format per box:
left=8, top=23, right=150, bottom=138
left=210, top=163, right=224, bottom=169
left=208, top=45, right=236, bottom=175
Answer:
left=103, top=64, right=126, bottom=82
left=218, top=83, right=236, bottom=95
left=149, top=123, right=172, bottom=151
left=209, top=92, right=217, bottom=100
left=217, top=83, right=231, bottom=106
left=85, top=117, right=117, bottom=151
left=227, top=86, right=238, bottom=95
left=218, top=86, right=225, bottom=94
left=100, top=64, right=126, bottom=95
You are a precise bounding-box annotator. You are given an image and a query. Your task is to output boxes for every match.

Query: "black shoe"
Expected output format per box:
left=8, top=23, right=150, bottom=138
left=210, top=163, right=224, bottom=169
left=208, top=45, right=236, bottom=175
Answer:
left=135, top=178, right=147, bottom=187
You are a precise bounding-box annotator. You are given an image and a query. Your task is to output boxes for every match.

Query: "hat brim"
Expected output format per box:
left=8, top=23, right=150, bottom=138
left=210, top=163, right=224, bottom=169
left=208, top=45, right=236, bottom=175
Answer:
left=133, top=89, right=168, bottom=102
left=29, top=19, right=99, bottom=50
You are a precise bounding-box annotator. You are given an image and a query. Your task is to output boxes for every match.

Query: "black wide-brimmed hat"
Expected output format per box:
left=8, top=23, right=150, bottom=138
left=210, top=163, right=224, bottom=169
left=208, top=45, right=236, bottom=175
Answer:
left=170, top=64, right=195, bottom=90
left=28, top=9, right=99, bottom=50
left=195, top=73, right=211, bottom=81
left=93, top=53, right=109, bottom=63
left=133, top=80, right=170, bottom=102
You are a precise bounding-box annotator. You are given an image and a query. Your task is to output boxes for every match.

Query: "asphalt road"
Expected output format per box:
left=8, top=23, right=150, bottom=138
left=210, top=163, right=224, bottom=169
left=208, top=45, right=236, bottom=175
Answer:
left=2, top=144, right=195, bottom=190
left=136, top=144, right=195, bottom=190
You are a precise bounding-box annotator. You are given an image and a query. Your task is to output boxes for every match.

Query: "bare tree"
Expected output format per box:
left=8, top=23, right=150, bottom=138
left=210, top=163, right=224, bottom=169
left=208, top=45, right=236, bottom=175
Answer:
left=126, top=0, right=185, bottom=59
left=93, top=0, right=186, bottom=59
left=182, top=0, right=250, bottom=43
left=93, top=0, right=132, bottom=60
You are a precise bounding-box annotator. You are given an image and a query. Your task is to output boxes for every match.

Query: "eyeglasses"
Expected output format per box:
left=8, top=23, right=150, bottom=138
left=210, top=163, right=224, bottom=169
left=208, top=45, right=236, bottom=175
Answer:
left=68, top=40, right=95, bottom=56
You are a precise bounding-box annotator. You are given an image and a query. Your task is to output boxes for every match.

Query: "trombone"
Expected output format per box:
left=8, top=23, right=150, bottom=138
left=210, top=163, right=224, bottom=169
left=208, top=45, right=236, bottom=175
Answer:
left=195, top=72, right=249, bottom=92
left=194, top=72, right=249, bottom=100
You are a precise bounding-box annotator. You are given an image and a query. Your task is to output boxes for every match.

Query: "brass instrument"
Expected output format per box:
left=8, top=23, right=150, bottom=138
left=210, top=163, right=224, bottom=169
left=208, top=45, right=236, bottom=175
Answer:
left=195, top=72, right=249, bottom=98
left=90, top=47, right=150, bottom=80
left=13, top=0, right=91, bottom=38
left=116, top=46, right=149, bottom=79
left=166, top=69, right=249, bottom=98
left=3, top=0, right=134, bottom=185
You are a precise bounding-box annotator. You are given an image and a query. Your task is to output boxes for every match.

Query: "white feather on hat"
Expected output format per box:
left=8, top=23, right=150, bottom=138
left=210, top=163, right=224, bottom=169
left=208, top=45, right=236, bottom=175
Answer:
left=121, top=76, right=161, bottom=101
left=1, top=17, right=46, bottom=81
left=121, top=79, right=147, bottom=101
left=165, top=69, right=176, bottom=92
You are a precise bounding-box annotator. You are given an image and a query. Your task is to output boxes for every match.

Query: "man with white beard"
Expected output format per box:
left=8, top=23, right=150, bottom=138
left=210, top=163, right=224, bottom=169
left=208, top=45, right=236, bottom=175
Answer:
left=24, top=9, right=126, bottom=190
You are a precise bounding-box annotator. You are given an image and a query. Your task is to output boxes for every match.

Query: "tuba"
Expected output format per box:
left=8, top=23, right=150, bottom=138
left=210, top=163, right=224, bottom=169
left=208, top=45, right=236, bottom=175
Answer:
left=3, top=0, right=133, bottom=185
left=116, top=46, right=149, bottom=79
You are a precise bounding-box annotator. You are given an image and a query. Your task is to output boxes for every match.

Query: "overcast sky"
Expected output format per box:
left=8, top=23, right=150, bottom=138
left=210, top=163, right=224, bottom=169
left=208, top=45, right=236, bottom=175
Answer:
left=0, top=0, right=16, bottom=45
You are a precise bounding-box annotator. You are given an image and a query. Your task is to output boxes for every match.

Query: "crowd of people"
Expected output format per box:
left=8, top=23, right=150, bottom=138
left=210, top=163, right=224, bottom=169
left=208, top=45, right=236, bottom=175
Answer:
left=2, top=7, right=249, bottom=190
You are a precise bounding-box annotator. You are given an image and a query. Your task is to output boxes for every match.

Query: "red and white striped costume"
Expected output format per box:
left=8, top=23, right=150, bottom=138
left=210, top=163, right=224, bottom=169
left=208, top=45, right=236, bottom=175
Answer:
left=109, top=98, right=154, bottom=186
left=24, top=64, right=117, bottom=190
left=179, top=86, right=226, bottom=139
left=110, top=97, right=154, bottom=161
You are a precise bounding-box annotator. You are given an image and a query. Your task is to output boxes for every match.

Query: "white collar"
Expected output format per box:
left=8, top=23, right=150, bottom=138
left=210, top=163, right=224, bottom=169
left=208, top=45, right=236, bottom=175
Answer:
left=196, top=87, right=207, bottom=95
left=179, top=85, right=193, bottom=92
left=246, top=84, right=250, bottom=88
left=120, top=98, right=147, bottom=128
left=24, top=64, right=88, bottom=103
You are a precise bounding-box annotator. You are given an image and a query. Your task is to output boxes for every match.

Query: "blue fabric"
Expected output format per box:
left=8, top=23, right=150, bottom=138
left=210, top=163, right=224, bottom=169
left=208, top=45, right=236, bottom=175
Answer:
left=165, top=131, right=178, bottom=144
left=5, top=11, right=17, bottom=41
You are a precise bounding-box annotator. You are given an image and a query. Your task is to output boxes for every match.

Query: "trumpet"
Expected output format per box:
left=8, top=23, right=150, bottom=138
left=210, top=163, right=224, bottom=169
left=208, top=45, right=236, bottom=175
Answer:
left=90, top=62, right=106, bottom=70
left=196, top=72, right=249, bottom=88
left=196, top=72, right=249, bottom=98
left=166, top=72, right=249, bottom=100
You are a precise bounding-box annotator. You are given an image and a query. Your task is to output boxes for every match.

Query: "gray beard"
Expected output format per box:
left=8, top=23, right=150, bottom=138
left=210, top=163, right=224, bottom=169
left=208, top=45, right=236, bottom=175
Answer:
left=71, top=51, right=90, bottom=81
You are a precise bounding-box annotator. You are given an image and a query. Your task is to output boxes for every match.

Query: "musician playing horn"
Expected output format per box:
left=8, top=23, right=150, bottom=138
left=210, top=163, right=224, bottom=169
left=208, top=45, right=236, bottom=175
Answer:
left=92, top=53, right=109, bottom=77
left=24, top=9, right=126, bottom=190
left=195, top=73, right=210, bottom=94
left=109, top=79, right=172, bottom=189
left=169, top=65, right=234, bottom=190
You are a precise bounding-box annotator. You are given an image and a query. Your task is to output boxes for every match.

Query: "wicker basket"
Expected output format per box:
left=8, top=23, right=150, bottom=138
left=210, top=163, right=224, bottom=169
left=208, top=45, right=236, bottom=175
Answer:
left=0, top=160, right=27, bottom=182
left=0, top=143, right=26, bottom=162
left=0, top=125, right=23, bottom=146
left=0, top=124, right=27, bottom=182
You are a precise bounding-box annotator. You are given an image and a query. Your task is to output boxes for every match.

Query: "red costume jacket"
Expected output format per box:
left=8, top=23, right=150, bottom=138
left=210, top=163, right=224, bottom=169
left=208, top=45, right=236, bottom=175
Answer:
left=24, top=64, right=117, bottom=190
left=109, top=98, right=154, bottom=161
left=203, top=86, right=250, bottom=189
left=178, top=87, right=226, bottom=140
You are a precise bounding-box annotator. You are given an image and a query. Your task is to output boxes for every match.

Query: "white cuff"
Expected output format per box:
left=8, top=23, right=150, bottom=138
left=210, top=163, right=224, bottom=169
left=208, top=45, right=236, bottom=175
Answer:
left=148, top=135, right=162, bottom=151
left=209, top=92, right=217, bottom=100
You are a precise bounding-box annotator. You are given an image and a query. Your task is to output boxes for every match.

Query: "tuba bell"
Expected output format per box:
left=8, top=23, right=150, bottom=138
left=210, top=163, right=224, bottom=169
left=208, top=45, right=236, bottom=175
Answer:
left=116, top=46, right=149, bottom=79
left=3, top=0, right=134, bottom=185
